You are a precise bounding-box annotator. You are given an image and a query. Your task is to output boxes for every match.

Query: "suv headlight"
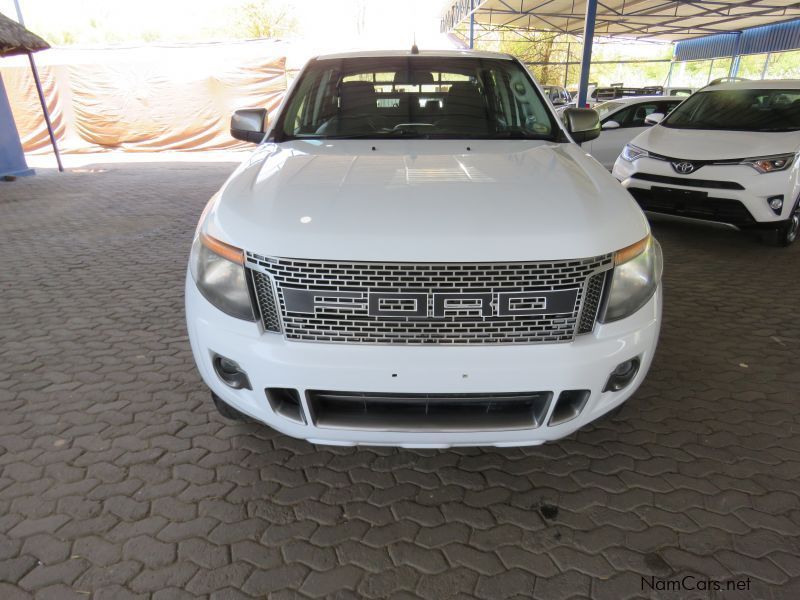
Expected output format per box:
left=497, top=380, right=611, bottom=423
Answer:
left=621, top=144, right=649, bottom=162
left=740, top=153, right=794, bottom=174
left=600, top=234, right=663, bottom=323
left=190, top=231, right=255, bottom=321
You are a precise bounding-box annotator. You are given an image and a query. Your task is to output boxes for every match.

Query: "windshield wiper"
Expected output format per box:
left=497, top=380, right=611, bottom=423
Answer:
left=311, top=130, right=428, bottom=140
left=486, top=130, right=551, bottom=140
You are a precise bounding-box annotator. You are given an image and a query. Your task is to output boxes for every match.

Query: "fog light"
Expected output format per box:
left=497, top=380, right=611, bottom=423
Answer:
left=768, top=195, right=784, bottom=215
left=604, top=358, right=640, bottom=392
left=212, top=355, right=252, bottom=390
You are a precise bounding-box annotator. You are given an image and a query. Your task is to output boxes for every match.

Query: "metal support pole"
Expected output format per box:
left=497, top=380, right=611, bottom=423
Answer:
left=577, top=0, right=598, bottom=108
left=666, top=61, right=675, bottom=87
left=761, top=52, right=771, bottom=79
left=12, top=0, right=63, bottom=172
left=468, top=0, right=475, bottom=49
left=564, top=42, right=571, bottom=87
left=706, top=59, right=715, bottom=84
left=729, top=32, right=742, bottom=78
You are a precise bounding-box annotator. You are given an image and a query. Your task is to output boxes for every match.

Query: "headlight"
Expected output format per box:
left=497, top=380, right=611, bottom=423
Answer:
left=190, top=232, right=255, bottom=321
left=740, top=153, right=794, bottom=174
left=621, top=144, right=649, bottom=162
left=600, top=234, right=663, bottom=323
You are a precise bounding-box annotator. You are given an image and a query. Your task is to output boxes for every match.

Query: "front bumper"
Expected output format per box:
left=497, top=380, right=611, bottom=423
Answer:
left=186, top=273, right=662, bottom=448
left=613, top=156, right=796, bottom=227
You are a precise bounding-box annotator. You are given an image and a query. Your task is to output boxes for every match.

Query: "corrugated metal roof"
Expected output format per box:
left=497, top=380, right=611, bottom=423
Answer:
left=674, top=19, right=800, bottom=60
left=442, top=1, right=800, bottom=42
left=741, top=18, right=800, bottom=54
left=673, top=32, right=740, bottom=61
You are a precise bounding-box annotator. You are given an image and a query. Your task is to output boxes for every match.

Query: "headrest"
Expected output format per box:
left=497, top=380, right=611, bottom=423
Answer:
left=338, top=81, right=377, bottom=114
left=393, top=71, right=434, bottom=84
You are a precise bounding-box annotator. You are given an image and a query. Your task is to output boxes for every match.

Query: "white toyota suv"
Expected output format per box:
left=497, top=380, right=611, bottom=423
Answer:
left=613, top=80, right=800, bottom=246
left=186, top=50, right=663, bottom=447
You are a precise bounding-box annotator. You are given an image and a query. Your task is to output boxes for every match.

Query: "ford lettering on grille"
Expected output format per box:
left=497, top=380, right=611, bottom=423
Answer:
left=246, top=254, right=614, bottom=345
left=282, top=289, right=579, bottom=318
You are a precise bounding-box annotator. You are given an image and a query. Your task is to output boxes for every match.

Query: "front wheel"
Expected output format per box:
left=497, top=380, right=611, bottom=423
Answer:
left=211, top=392, right=249, bottom=421
left=762, top=203, right=800, bottom=247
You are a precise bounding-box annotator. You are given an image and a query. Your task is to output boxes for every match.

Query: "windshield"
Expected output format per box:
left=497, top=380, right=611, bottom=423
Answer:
left=594, top=101, right=624, bottom=119
left=276, top=56, right=558, bottom=140
left=663, top=88, right=800, bottom=132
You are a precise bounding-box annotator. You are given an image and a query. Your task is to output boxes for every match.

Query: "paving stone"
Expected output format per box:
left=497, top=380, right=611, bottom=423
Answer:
left=336, top=540, right=393, bottom=573
left=17, top=558, right=89, bottom=590
left=442, top=543, right=506, bottom=576
left=1, top=160, right=800, bottom=598
left=178, top=538, right=230, bottom=570
left=19, top=534, right=70, bottom=565
left=0, top=582, right=31, bottom=600
left=0, top=556, right=38, bottom=585
left=122, top=536, right=176, bottom=569
left=415, top=567, right=480, bottom=600
left=72, top=535, right=122, bottom=567
left=128, top=562, right=199, bottom=593
left=184, top=563, right=252, bottom=595
left=358, top=566, right=420, bottom=599
left=476, top=568, right=538, bottom=599
left=241, top=564, right=308, bottom=596
left=300, top=565, right=364, bottom=598
left=73, top=560, right=142, bottom=590
left=283, top=539, right=338, bottom=570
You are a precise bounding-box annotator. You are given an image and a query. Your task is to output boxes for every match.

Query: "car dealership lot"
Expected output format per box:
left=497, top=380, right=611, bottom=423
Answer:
left=1, top=160, right=799, bottom=599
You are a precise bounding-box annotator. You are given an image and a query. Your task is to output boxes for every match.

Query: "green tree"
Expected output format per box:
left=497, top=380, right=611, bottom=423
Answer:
left=232, top=0, right=297, bottom=39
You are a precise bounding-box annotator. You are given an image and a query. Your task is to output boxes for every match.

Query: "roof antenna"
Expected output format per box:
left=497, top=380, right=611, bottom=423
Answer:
left=411, top=33, right=419, bottom=55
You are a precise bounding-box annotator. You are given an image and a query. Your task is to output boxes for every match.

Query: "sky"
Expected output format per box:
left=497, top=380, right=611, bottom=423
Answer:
left=0, top=0, right=455, bottom=51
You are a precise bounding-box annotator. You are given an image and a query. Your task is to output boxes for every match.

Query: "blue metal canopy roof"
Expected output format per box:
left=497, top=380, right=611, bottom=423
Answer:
left=442, top=1, right=800, bottom=42
left=675, top=19, right=800, bottom=61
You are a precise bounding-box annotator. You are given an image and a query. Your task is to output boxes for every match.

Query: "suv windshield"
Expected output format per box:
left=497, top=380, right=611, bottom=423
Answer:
left=662, top=88, right=800, bottom=132
left=276, top=56, right=558, bottom=140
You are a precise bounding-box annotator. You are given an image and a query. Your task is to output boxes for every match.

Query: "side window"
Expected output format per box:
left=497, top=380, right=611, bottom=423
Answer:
left=602, top=105, right=633, bottom=127
left=661, top=101, right=680, bottom=115
left=625, top=103, right=659, bottom=127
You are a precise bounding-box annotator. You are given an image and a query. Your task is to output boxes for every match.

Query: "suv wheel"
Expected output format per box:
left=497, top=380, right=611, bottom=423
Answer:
left=211, top=392, right=249, bottom=421
left=783, top=202, right=800, bottom=246
left=763, top=200, right=800, bottom=247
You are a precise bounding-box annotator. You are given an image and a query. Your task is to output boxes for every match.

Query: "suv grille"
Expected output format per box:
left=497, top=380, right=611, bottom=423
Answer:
left=247, top=253, right=613, bottom=345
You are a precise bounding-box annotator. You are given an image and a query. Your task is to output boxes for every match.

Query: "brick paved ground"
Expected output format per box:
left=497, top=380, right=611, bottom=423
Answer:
left=1, top=160, right=799, bottom=600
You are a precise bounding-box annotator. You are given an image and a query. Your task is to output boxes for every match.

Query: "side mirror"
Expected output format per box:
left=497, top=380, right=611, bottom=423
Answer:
left=644, top=112, right=665, bottom=125
left=601, top=120, right=621, bottom=130
left=563, top=107, right=601, bottom=144
left=231, top=108, right=268, bottom=143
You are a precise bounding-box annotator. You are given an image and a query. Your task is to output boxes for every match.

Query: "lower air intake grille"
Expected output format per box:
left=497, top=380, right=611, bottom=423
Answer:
left=307, top=390, right=553, bottom=431
left=246, top=254, right=614, bottom=345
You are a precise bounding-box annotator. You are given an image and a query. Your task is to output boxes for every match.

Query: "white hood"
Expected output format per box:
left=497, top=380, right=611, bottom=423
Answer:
left=206, top=140, right=649, bottom=262
left=632, top=125, right=800, bottom=160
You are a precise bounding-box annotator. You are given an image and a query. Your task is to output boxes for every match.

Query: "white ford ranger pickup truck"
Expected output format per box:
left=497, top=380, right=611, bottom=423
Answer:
left=186, top=49, right=663, bottom=448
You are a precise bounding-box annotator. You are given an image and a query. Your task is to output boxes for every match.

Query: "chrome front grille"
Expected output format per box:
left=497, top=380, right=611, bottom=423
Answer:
left=246, top=253, right=613, bottom=345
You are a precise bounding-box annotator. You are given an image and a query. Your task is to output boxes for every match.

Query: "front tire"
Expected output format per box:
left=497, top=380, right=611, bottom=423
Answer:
left=764, top=200, right=800, bottom=247
left=211, top=392, right=249, bottom=421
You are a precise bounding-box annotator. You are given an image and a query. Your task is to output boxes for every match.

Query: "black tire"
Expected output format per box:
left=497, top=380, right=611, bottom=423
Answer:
left=763, top=200, right=800, bottom=247
left=604, top=404, right=625, bottom=420
left=211, top=392, right=249, bottom=421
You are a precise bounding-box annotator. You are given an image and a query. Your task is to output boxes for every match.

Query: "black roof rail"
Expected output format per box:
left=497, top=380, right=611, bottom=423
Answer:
left=706, top=76, right=749, bottom=87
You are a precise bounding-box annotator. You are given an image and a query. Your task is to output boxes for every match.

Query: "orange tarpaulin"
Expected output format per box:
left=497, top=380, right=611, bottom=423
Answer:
left=1, top=40, right=288, bottom=153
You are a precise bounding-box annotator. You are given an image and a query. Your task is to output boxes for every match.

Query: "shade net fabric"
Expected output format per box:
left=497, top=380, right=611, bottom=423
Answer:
left=0, top=40, right=288, bottom=153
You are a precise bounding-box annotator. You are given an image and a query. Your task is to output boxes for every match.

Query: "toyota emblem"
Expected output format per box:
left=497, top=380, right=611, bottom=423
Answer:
left=672, top=161, right=696, bottom=174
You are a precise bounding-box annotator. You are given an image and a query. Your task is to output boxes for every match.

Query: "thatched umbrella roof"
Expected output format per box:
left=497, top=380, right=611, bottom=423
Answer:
left=0, top=12, right=50, bottom=57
